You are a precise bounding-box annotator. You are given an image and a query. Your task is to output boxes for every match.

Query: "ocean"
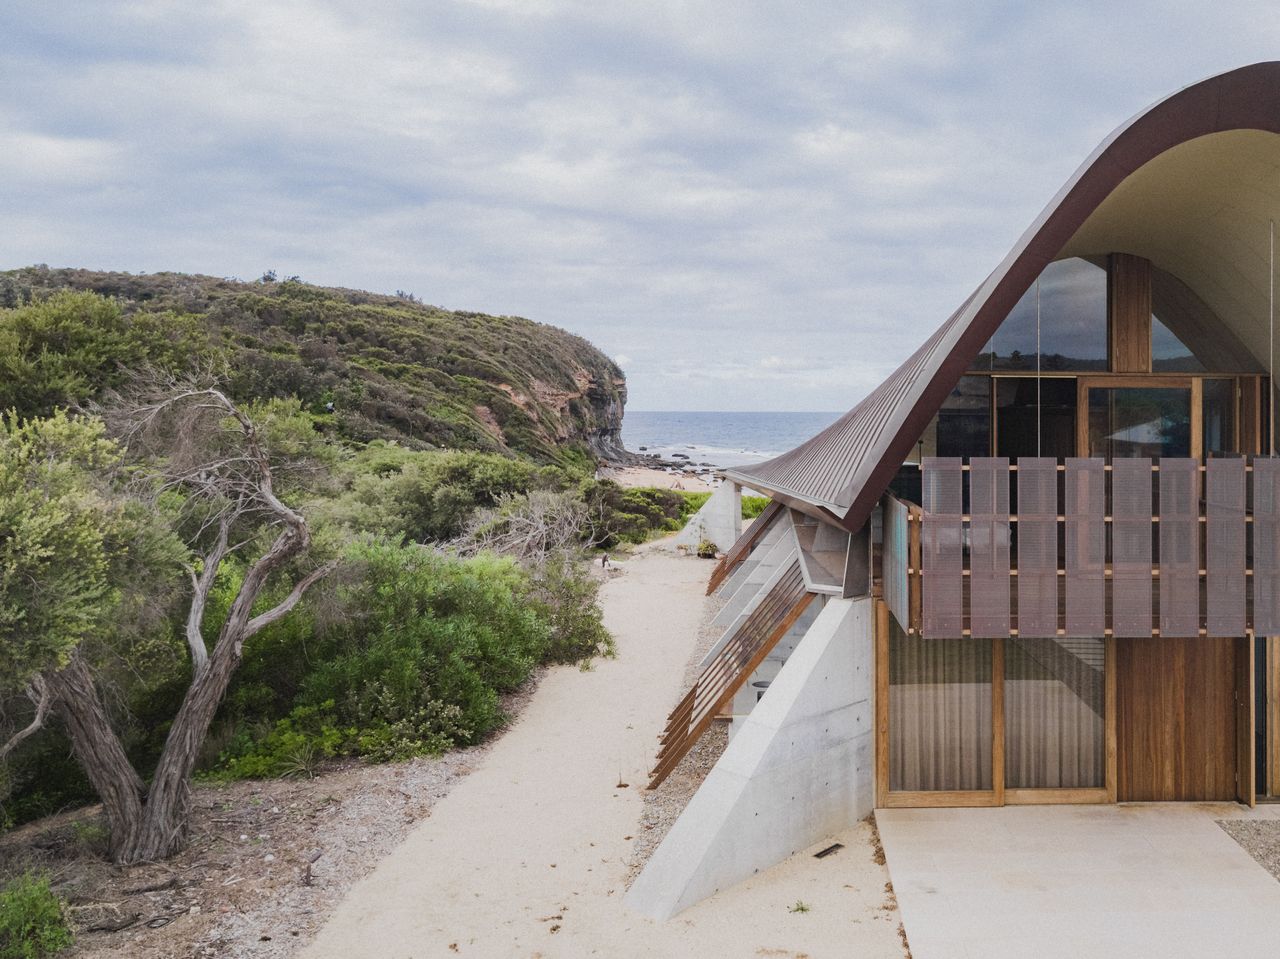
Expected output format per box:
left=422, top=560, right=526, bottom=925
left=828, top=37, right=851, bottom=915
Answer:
left=620, top=411, right=843, bottom=469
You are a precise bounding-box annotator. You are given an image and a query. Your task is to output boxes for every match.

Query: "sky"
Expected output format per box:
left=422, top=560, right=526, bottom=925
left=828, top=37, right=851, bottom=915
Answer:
left=1, top=2, right=1277, bottom=412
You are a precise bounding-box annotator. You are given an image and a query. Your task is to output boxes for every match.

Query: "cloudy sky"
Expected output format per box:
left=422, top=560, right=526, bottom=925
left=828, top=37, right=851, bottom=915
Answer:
left=1, top=2, right=1276, bottom=411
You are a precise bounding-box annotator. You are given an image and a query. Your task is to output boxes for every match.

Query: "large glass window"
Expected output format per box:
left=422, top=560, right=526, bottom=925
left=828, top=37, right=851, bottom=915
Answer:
left=1087, top=386, right=1191, bottom=458
left=1152, top=316, right=1205, bottom=373
left=995, top=377, right=1077, bottom=459
left=1202, top=378, right=1237, bottom=456
left=890, top=629, right=993, bottom=792
left=977, top=258, right=1108, bottom=372
left=1005, top=637, right=1105, bottom=789
left=936, top=376, right=991, bottom=457
left=1152, top=267, right=1263, bottom=373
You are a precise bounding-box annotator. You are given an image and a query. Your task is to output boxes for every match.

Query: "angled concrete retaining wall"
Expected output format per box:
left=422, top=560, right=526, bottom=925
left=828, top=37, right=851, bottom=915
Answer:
left=674, top=481, right=742, bottom=553
left=626, top=596, right=875, bottom=920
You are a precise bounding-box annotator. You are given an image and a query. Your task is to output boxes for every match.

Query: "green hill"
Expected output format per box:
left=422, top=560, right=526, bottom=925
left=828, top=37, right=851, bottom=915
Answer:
left=0, top=266, right=628, bottom=466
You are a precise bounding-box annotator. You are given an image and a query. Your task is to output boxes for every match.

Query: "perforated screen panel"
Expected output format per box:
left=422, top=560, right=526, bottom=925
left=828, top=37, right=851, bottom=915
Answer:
left=1064, top=458, right=1106, bottom=636
left=1158, top=458, right=1199, bottom=637
left=1206, top=458, right=1246, bottom=635
left=1255, top=458, right=1280, bottom=635
left=969, top=457, right=1010, bottom=637
left=1016, top=458, right=1058, bottom=638
left=922, top=457, right=964, bottom=637
left=884, top=497, right=910, bottom=629
left=1112, top=459, right=1153, bottom=637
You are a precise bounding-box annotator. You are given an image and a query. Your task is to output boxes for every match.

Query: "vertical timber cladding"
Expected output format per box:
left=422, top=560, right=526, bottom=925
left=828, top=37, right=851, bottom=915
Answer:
left=1065, top=458, right=1107, bottom=636
left=1206, top=458, right=1247, bottom=635
left=921, top=458, right=964, bottom=637
left=1159, top=459, right=1200, bottom=637
left=969, top=458, right=1010, bottom=637
left=1016, top=458, right=1058, bottom=637
left=1109, top=253, right=1153, bottom=374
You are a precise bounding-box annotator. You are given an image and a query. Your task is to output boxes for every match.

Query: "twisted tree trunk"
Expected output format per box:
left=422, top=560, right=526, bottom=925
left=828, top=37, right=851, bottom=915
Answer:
left=44, top=657, right=146, bottom=861
left=43, top=535, right=333, bottom=864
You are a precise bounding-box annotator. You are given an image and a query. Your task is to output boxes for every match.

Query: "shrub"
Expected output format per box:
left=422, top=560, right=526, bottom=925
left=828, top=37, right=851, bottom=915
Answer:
left=582, top=482, right=688, bottom=545
left=0, top=872, right=72, bottom=959
left=742, top=495, right=771, bottom=519
left=212, top=703, right=347, bottom=780
left=321, top=447, right=576, bottom=543
left=527, top=554, right=614, bottom=664
left=0, top=291, right=208, bottom=419
left=210, top=540, right=551, bottom=777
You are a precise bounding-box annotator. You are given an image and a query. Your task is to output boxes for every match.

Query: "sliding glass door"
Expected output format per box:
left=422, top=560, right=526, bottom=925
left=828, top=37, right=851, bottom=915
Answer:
left=1081, top=378, right=1193, bottom=458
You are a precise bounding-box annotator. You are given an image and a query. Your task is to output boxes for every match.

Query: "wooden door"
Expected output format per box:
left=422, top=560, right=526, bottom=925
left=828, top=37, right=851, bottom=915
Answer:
left=1116, top=637, right=1237, bottom=801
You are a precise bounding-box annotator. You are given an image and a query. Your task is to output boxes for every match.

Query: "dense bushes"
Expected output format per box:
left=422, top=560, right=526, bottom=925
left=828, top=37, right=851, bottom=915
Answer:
left=0, top=872, right=72, bottom=959
left=208, top=540, right=611, bottom=779
left=318, top=445, right=572, bottom=541
left=0, top=291, right=207, bottom=420
left=584, top=483, right=703, bottom=545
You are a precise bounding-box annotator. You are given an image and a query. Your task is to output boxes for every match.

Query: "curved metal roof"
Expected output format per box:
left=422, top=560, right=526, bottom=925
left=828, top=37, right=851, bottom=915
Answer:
left=726, top=61, right=1280, bottom=529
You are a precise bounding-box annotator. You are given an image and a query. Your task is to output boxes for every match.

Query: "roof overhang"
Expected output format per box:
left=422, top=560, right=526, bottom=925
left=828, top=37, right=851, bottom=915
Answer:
left=729, top=61, right=1280, bottom=531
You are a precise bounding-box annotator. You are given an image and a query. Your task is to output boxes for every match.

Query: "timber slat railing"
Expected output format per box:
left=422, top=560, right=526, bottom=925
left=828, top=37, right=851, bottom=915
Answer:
left=649, top=560, right=814, bottom=788
left=706, top=500, right=785, bottom=595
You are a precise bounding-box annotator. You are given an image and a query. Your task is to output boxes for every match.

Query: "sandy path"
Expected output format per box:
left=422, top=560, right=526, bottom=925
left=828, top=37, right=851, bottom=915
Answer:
left=304, top=542, right=903, bottom=959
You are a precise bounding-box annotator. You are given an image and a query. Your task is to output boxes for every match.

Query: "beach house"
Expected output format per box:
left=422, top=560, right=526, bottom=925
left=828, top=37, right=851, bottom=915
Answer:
left=628, top=61, right=1280, bottom=919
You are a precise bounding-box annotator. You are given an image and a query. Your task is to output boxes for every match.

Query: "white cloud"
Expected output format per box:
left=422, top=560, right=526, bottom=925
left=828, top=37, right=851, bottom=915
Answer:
left=1, top=1, right=1278, bottom=411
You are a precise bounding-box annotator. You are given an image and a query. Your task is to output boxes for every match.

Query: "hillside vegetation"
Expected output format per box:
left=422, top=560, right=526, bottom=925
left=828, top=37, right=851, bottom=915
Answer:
left=0, top=266, right=628, bottom=467
left=0, top=275, right=708, bottom=869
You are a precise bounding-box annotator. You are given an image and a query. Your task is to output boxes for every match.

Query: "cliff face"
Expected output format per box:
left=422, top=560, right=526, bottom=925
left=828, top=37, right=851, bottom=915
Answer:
left=5, top=267, right=628, bottom=465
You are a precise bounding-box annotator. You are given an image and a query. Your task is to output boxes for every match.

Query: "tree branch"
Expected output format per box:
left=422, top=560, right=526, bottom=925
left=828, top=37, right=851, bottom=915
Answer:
left=243, top=561, right=338, bottom=640
left=0, top=676, right=51, bottom=762
left=184, top=517, right=231, bottom=674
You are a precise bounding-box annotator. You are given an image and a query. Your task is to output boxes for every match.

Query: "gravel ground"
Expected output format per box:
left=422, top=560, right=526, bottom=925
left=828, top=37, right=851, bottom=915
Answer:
left=1219, top=819, right=1280, bottom=881
left=0, top=678, right=541, bottom=959
left=627, top=572, right=730, bottom=879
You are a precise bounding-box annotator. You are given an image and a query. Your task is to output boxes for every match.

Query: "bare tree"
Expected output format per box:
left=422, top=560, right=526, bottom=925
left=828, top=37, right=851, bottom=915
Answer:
left=13, top=385, right=334, bottom=863
left=455, top=489, right=605, bottom=563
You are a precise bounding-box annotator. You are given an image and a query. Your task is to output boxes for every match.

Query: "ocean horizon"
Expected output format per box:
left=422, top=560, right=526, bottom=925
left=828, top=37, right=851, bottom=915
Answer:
left=621, top=410, right=842, bottom=470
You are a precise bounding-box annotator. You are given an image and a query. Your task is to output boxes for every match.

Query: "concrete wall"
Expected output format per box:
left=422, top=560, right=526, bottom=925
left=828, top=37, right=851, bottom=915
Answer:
left=626, top=596, right=875, bottom=920
left=727, top=598, right=824, bottom=739
left=674, top=481, right=742, bottom=553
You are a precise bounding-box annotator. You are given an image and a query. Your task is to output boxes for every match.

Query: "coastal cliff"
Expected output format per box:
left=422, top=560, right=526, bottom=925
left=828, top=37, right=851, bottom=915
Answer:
left=2, top=266, right=628, bottom=465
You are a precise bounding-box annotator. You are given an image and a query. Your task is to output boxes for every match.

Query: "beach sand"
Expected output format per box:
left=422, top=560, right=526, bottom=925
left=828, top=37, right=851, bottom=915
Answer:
left=303, top=540, right=903, bottom=959
left=599, top=464, right=716, bottom=492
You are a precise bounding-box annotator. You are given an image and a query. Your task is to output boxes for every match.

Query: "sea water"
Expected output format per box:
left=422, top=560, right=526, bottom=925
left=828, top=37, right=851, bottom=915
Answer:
left=621, top=411, right=842, bottom=469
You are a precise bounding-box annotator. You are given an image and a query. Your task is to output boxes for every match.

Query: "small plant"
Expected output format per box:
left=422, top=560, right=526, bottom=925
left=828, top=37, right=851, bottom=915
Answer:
left=69, top=820, right=109, bottom=856
left=788, top=900, right=811, bottom=914
left=0, top=872, right=73, bottom=959
left=696, top=538, right=718, bottom=559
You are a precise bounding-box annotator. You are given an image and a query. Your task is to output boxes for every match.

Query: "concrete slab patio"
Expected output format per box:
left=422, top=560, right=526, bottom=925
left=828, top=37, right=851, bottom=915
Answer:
left=877, top=803, right=1280, bottom=959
